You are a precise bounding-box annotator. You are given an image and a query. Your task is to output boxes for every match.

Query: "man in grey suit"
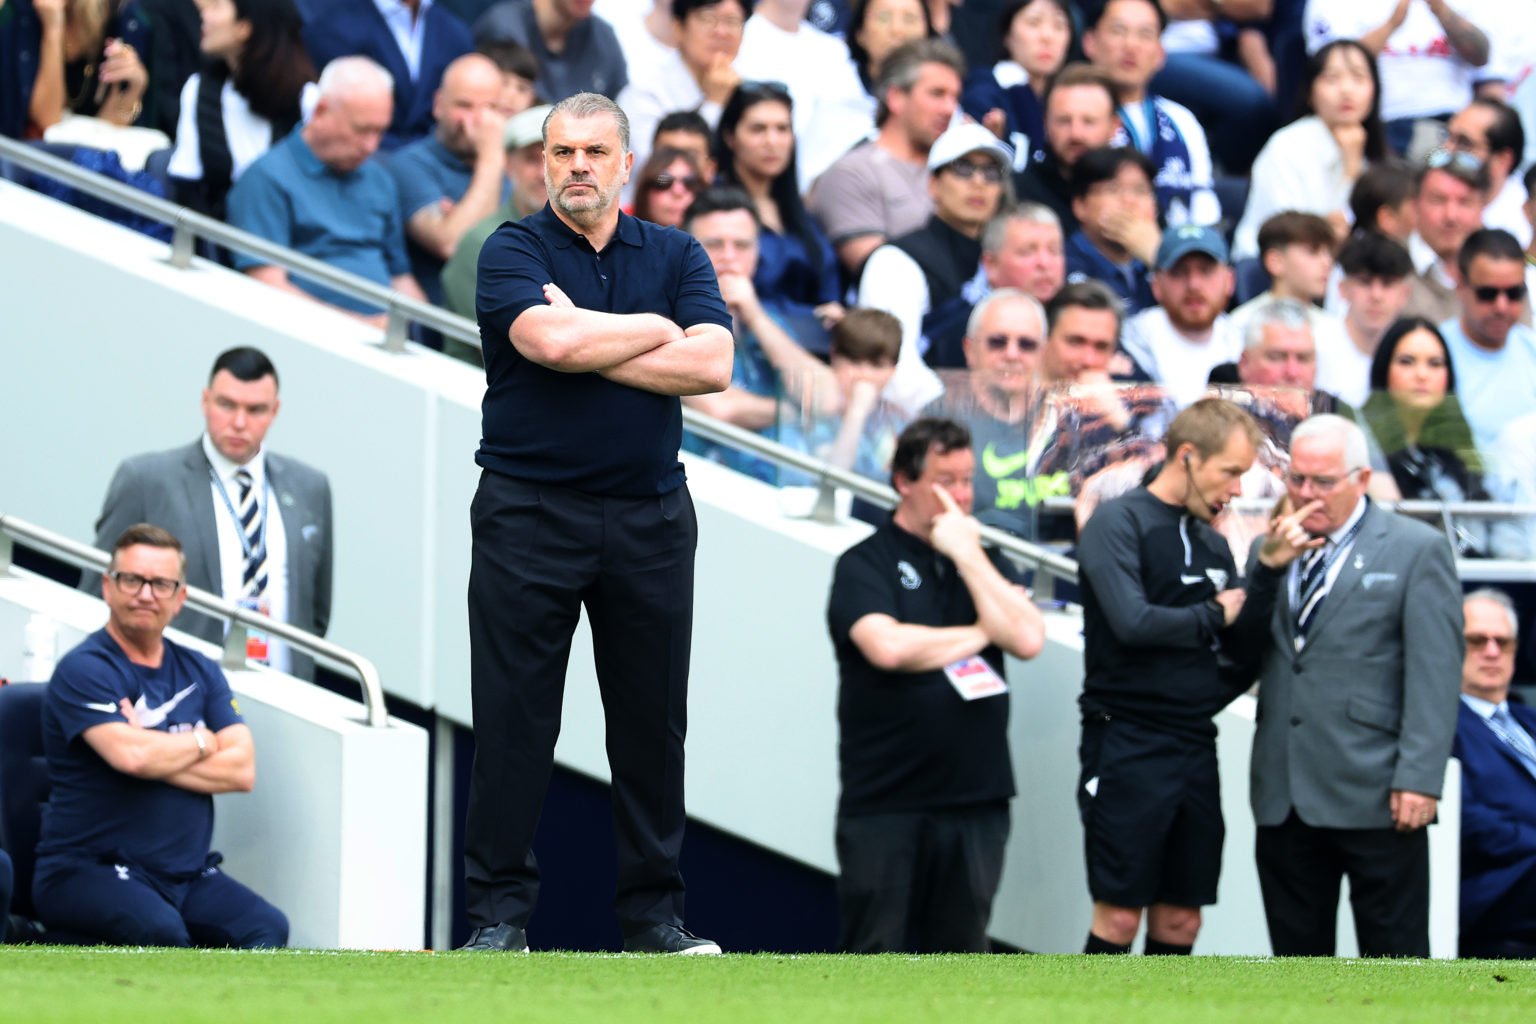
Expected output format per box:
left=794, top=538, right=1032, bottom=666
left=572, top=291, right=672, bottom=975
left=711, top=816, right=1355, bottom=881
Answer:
left=91, top=348, right=333, bottom=679
left=1242, top=414, right=1462, bottom=957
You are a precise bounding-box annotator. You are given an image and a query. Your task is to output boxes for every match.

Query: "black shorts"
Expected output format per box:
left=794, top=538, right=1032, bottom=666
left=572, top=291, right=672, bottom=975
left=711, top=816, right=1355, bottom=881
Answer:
left=1077, top=713, right=1224, bottom=909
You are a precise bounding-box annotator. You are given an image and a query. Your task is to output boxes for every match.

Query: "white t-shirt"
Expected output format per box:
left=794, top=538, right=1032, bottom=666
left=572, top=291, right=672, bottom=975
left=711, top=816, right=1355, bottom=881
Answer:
left=167, top=76, right=318, bottom=183
left=1120, top=307, right=1244, bottom=409
left=736, top=16, right=874, bottom=191
left=1483, top=174, right=1533, bottom=248
left=1162, top=20, right=1220, bottom=56
left=1305, top=0, right=1496, bottom=121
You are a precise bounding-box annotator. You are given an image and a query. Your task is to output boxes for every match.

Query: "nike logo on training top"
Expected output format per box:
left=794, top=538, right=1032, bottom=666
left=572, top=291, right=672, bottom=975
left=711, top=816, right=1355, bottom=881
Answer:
left=981, top=443, right=1030, bottom=479
left=1179, top=574, right=1206, bottom=585
left=135, top=683, right=200, bottom=728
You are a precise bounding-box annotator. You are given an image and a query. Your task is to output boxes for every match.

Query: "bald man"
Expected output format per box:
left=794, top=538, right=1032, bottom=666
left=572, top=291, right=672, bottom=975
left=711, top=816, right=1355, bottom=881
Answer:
left=388, top=52, right=512, bottom=304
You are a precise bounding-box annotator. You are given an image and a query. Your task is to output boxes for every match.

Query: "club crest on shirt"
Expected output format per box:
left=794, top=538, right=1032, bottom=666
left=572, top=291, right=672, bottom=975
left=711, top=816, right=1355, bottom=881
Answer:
left=897, top=561, right=922, bottom=591
left=1206, top=568, right=1229, bottom=590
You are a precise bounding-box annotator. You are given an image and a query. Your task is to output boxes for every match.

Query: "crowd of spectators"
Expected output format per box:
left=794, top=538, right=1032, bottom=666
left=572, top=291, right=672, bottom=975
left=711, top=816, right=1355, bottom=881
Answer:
left=5, top=0, right=1536, bottom=544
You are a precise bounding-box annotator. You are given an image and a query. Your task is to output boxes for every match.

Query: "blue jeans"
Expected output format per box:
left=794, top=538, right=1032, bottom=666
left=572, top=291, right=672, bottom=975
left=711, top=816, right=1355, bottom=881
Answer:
left=1151, top=52, right=1279, bottom=172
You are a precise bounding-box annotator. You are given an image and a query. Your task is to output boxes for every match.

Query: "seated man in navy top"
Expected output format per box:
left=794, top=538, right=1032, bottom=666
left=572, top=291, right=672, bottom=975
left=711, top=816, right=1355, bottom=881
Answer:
left=387, top=52, right=510, bottom=305
left=32, top=524, right=287, bottom=948
left=229, top=56, right=429, bottom=328
left=465, top=92, right=733, bottom=954
left=1064, top=146, right=1160, bottom=318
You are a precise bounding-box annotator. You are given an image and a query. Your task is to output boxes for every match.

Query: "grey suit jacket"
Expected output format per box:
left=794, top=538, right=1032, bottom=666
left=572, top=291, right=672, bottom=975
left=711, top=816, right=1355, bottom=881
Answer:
left=1246, top=502, right=1463, bottom=830
left=89, top=440, right=334, bottom=678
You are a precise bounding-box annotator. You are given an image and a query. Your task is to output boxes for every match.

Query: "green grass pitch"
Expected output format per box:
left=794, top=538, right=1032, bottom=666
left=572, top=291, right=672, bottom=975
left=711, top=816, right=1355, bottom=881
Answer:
left=1, top=949, right=1534, bottom=1023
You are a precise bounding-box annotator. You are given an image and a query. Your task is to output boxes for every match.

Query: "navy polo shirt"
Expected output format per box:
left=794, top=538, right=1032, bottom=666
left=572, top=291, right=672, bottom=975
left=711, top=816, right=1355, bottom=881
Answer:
left=228, top=127, right=411, bottom=314
left=38, top=629, right=245, bottom=876
left=476, top=204, right=731, bottom=496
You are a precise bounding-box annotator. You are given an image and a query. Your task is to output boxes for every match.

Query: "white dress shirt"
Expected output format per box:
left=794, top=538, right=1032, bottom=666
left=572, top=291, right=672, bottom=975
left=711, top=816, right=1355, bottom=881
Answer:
left=373, top=0, right=436, bottom=80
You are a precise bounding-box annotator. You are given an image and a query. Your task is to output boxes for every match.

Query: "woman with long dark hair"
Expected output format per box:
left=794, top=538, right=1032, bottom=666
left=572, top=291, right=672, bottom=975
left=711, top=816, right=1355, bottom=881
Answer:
left=167, top=0, right=315, bottom=219
left=1234, top=38, right=1386, bottom=260
left=716, top=81, right=841, bottom=349
left=1359, top=316, right=1524, bottom=558
left=845, top=0, right=933, bottom=102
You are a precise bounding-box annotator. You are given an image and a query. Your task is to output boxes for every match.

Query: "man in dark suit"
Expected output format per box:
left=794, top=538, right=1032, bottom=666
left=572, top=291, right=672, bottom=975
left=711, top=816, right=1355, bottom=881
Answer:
left=303, top=0, right=474, bottom=150
left=1454, top=588, right=1536, bottom=958
left=91, top=348, right=333, bottom=679
left=1243, top=413, right=1463, bottom=957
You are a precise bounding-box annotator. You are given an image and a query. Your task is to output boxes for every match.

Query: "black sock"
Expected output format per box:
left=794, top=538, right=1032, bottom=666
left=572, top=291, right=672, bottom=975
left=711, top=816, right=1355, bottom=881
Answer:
left=1144, top=937, right=1193, bottom=955
left=1084, top=932, right=1132, bottom=954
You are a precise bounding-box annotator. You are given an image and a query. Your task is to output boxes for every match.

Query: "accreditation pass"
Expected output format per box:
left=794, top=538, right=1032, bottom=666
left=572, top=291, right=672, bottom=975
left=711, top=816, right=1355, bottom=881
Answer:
left=944, top=656, right=1008, bottom=701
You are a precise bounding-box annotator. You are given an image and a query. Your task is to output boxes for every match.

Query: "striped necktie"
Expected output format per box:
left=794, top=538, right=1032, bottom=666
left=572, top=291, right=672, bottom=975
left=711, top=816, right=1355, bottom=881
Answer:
left=1490, top=705, right=1536, bottom=780
left=235, top=468, right=268, bottom=599
left=1294, top=544, right=1330, bottom=644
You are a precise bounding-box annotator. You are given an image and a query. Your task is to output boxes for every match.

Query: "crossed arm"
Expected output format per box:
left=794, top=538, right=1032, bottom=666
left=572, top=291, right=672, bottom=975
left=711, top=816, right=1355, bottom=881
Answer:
left=516, top=283, right=733, bottom=396
left=84, top=708, right=256, bottom=794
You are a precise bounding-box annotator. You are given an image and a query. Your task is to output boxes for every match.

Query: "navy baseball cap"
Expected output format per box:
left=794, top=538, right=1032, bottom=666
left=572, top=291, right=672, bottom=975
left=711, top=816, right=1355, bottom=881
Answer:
left=1155, top=224, right=1229, bottom=270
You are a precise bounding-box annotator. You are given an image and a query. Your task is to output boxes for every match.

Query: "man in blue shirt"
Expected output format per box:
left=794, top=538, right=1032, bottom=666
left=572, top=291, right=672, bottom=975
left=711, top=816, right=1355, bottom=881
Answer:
left=388, top=53, right=510, bottom=305
left=229, top=56, right=429, bottom=327
left=1066, top=146, right=1160, bottom=318
left=465, top=92, right=733, bottom=954
left=1440, top=228, right=1536, bottom=455
left=32, top=524, right=287, bottom=948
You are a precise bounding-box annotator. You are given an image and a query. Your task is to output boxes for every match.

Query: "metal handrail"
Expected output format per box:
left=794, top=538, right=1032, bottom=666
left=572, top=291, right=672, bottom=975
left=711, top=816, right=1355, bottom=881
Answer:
left=0, top=136, right=478, bottom=351
left=684, top=415, right=1080, bottom=590
left=0, top=515, right=390, bottom=728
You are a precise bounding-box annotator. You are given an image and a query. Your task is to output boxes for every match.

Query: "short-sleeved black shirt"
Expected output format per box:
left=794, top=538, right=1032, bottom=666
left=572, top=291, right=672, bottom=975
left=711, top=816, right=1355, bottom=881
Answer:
left=827, top=517, right=1024, bottom=818
left=475, top=204, right=732, bottom=496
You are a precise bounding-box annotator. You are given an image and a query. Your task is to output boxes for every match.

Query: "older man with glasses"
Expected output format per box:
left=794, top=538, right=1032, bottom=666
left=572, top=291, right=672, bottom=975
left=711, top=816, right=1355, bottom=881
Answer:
left=31, top=524, right=288, bottom=949
left=1454, top=588, right=1536, bottom=958
left=1228, top=413, right=1463, bottom=958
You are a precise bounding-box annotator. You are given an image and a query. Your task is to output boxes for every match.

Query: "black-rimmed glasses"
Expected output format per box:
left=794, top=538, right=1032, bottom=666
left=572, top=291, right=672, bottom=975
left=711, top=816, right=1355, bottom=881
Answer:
left=108, top=571, right=183, bottom=598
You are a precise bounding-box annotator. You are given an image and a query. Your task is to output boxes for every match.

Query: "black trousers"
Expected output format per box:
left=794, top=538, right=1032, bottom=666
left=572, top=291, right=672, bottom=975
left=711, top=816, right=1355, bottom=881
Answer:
left=1255, top=811, right=1430, bottom=957
left=464, top=472, right=697, bottom=934
left=835, top=803, right=1010, bottom=953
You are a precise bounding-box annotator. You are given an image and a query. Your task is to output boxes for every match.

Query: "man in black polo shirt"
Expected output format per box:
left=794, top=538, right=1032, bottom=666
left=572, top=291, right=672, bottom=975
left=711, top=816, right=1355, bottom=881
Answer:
left=1075, top=398, right=1320, bottom=955
left=827, top=417, right=1046, bottom=953
left=467, top=92, right=733, bottom=954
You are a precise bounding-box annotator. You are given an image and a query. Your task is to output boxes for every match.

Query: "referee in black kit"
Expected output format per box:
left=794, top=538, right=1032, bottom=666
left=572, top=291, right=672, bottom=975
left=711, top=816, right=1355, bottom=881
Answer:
left=464, top=93, right=733, bottom=954
left=1075, top=398, right=1319, bottom=956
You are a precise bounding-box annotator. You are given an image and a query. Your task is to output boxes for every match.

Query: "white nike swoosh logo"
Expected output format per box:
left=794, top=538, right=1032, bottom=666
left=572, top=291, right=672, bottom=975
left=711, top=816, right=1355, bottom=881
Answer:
left=134, top=683, right=200, bottom=729
left=1180, top=574, right=1206, bottom=585
left=83, top=701, right=119, bottom=714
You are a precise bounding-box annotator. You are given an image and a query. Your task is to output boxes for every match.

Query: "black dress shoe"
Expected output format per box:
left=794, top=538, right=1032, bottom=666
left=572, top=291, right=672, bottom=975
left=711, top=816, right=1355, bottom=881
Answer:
left=622, top=923, right=722, bottom=955
left=460, top=923, right=530, bottom=952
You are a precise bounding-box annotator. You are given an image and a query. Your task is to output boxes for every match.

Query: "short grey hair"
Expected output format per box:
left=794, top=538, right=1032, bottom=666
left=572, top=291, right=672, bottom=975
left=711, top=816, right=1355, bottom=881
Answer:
left=544, top=92, right=631, bottom=153
left=1291, top=414, right=1371, bottom=471
left=966, top=287, right=1047, bottom=345
left=1464, top=587, right=1520, bottom=638
left=981, top=203, right=1062, bottom=255
left=1242, top=298, right=1315, bottom=352
left=317, top=56, right=394, bottom=101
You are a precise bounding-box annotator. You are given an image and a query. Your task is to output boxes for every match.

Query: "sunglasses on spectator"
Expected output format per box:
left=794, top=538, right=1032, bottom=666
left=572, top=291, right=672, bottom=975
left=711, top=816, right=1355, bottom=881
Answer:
left=945, top=160, right=1004, bottom=184
left=984, top=334, right=1040, bottom=352
left=1465, top=632, right=1516, bottom=652
left=647, top=173, right=704, bottom=194
left=1471, top=283, right=1527, bottom=303
left=1426, top=147, right=1484, bottom=174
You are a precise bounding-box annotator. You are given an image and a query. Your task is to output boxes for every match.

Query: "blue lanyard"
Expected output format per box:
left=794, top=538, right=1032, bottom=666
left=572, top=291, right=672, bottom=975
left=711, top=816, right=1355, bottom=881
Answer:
left=210, top=467, right=270, bottom=562
left=1120, top=99, right=1159, bottom=155
left=1289, top=503, right=1368, bottom=610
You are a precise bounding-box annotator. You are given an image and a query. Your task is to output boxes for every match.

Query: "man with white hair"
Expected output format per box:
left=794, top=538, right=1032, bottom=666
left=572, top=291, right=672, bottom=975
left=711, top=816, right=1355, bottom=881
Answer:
left=1454, top=588, right=1536, bottom=958
left=229, top=57, right=429, bottom=326
left=1235, top=413, right=1463, bottom=958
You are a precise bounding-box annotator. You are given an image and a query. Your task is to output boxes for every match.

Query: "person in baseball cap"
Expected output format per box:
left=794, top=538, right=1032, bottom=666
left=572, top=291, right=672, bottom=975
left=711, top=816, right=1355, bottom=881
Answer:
left=857, top=124, right=1016, bottom=406
left=1155, top=223, right=1230, bottom=271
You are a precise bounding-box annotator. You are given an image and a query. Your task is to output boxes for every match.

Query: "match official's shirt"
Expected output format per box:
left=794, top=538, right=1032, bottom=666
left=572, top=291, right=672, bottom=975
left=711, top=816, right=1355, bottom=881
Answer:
left=38, top=629, right=245, bottom=876
left=476, top=204, right=731, bottom=496
left=828, top=517, right=1022, bottom=818
left=1077, top=487, right=1278, bottom=740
